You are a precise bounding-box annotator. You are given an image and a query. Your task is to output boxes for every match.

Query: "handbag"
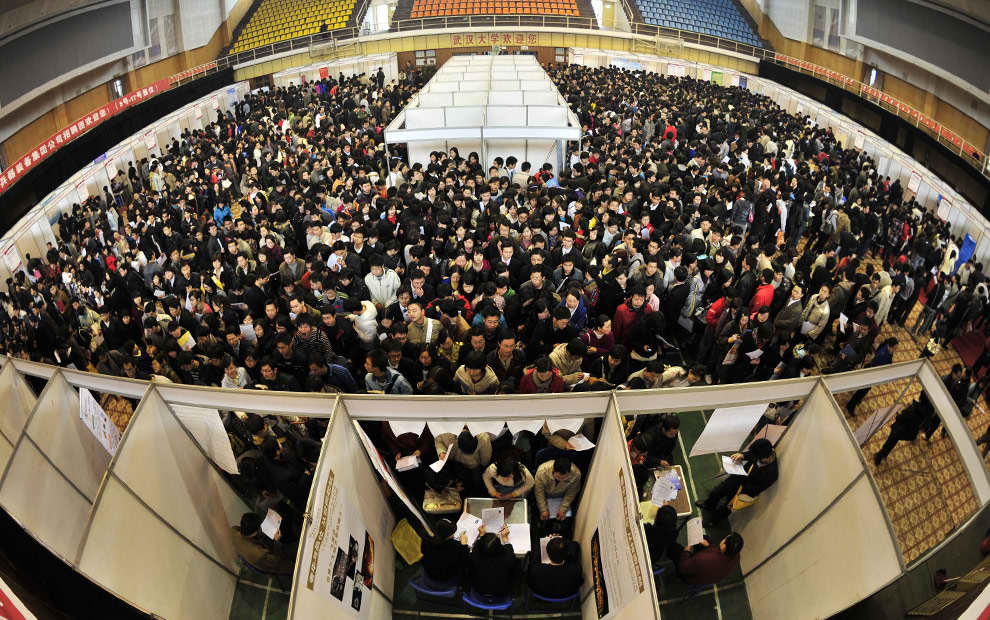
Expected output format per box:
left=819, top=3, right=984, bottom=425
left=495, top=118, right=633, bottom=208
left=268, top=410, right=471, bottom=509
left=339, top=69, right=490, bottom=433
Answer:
left=721, top=341, right=740, bottom=366
left=729, top=464, right=757, bottom=512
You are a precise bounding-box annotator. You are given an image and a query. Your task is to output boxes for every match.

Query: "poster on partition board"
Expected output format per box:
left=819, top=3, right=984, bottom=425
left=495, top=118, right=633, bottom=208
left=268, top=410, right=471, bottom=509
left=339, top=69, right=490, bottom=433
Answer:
left=908, top=170, right=922, bottom=193
left=591, top=469, right=645, bottom=619
left=302, top=465, right=375, bottom=619
left=79, top=388, right=121, bottom=455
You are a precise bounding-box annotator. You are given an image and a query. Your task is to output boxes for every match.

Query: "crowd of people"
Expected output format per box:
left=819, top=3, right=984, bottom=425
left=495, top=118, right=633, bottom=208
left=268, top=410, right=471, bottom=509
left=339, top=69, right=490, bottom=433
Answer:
left=1, top=59, right=988, bottom=595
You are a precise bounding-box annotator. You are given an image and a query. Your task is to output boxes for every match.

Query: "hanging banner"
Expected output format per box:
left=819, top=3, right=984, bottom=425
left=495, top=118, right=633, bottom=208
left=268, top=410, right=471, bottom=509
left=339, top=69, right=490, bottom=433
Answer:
left=2, top=244, right=23, bottom=274
left=79, top=388, right=122, bottom=455
left=908, top=170, right=922, bottom=193
left=937, top=197, right=952, bottom=221
left=144, top=131, right=157, bottom=150
left=320, top=67, right=330, bottom=80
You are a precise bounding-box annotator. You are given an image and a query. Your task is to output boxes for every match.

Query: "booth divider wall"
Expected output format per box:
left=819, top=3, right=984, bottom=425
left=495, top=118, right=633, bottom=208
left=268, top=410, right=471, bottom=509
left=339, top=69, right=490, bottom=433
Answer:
left=0, top=356, right=987, bottom=619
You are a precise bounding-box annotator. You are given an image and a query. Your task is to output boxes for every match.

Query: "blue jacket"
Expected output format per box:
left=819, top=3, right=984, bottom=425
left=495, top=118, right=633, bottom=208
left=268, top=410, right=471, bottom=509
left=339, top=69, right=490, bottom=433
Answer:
left=557, top=297, right=588, bottom=330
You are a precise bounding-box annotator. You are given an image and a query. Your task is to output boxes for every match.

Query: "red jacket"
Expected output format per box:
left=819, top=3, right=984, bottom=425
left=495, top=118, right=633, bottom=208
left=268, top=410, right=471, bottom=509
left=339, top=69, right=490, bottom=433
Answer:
left=749, top=283, right=775, bottom=316
left=706, top=297, right=727, bottom=327
left=518, top=369, right=564, bottom=394
left=613, top=299, right=647, bottom=345
left=678, top=544, right=740, bottom=586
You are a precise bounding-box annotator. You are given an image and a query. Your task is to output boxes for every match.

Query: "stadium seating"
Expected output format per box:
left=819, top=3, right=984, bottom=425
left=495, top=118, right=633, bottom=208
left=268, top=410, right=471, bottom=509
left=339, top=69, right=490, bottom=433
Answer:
left=633, top=0, right=763, bottom=47
left=229, top=0, right=360, bottom=54
left=408, top=0, right=581, bottom=18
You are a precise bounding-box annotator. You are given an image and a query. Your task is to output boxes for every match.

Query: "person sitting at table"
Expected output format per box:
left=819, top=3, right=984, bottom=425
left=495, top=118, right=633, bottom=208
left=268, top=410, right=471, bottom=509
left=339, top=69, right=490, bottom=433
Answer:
left=483, top=455, right=535, bottom=499
left=628, top=429, right=660, bottom=487
left=419, top=517, right=470, bottom=588
left=672, top=533, right=744, bottom=586
left=534, top=457, right=582, bottom=524
left=231, top=512, right=295, bottom=575
left=695, top=438, right=778, bottom=526
left=643, top=505, right=679, bottom=566
left=628, top=414, right=680, bottom=466
left=469, top=529, right=517, bottom=600
left=431, top=429, right=493, bottom=496
left=527, top=535, right=583, bottom=599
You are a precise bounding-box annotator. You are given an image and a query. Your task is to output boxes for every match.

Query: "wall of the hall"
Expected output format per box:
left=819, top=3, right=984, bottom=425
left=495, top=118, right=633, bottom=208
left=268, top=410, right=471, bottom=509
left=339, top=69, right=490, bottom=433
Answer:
left=737, top=0, right=990, bottom=160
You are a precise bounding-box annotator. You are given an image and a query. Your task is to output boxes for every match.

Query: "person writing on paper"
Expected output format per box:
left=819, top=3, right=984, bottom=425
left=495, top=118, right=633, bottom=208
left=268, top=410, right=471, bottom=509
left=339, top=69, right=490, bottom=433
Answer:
left=534, top=457, right=582, bottom=522
left=695, top=438, right=778, bottom=526
left=432, top=430, right=493, bottom=495
left=231, top=512, right=295, bottom=575
left=420, top=518, right=470, bottom=589
left=469, top=530, right=517, bottom=600
left=483, top=456, right=535, bottom=500
left=799, top=284, right=831, bottom=341
left=527, top=536, right=583, bottom=599
left=673, top=532, right=744, bottom=586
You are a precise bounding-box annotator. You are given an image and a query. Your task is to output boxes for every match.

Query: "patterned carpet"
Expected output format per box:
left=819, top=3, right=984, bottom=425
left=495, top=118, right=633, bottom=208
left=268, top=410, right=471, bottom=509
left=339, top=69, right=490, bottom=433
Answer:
left=828, top=265, right=985, bottom=565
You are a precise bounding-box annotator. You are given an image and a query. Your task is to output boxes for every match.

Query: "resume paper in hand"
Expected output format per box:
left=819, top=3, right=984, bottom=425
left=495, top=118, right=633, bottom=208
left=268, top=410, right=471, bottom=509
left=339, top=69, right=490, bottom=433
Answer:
left=721, top=455, right=749, bottom=476
left=481, top=507, right=505, bottom=532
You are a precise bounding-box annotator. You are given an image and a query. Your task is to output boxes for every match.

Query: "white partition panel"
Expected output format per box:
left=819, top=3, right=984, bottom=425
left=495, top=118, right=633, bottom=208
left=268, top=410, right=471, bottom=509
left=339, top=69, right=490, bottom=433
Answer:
left=528, top=107, right=568, bottom=127
left=289, top=400, right=396, bottom=619
left=487, top=106, right=526, bottom=127
left=0, top=361, right=36, bottom=450
left=489, top=91, right=524, bottom=106
left=79, top=477, right=236, bottom=620
left=109, top=390, right=246, bottom=572
left=744, top=476, right=900, bottom=620
left=575, top=397, right=659, bottom=620
left=446, top=107, right=485, bottom=128
left=734, top=382, right=867, bottom=570
left=453, top=92, right=487, bottom=106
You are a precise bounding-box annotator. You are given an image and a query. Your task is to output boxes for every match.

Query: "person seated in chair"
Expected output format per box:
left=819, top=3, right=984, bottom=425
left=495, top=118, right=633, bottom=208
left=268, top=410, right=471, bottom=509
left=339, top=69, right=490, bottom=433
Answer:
left=231, top=512, right=295, bottom=575
left=695, top=438, right=777, bottom=526
left=643, top=505, right=678, bottom=566
left=672, top=532, right=744, bottom=586
left=419, top=517, right=470, bottom=588
left=469, top=530, right=517, bottom=600
left=483, top=455, right=535, bottom=500
left=534, top=457, right=582, bottom=523
left=527, top=536, right=583, bottom=600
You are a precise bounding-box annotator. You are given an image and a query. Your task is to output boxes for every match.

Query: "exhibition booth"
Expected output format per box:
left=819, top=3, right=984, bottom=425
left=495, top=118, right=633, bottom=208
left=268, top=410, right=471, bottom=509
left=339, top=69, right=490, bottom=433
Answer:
left=0, top=354, right=986, bottom=619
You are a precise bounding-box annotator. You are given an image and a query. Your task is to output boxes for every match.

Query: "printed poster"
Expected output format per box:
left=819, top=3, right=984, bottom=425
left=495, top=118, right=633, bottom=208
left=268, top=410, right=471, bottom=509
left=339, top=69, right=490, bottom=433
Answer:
left=302, top=466, right=374, bottom=618
left=591, top=469, right=646, bottom=619
left=78, top=388, right=121, bottom=455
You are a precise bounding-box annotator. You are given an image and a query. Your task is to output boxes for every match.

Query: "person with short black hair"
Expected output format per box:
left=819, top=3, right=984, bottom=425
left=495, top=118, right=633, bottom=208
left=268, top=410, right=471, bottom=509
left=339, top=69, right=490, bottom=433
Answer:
left=527, top=535, right=583, bottom=599
left=533, top=456, right=582, bottom=522
left=696, top=438, right=778, bottom=525
left=231, top=512, right=295, bottom=575
left=419, top=517, right=470, bottom=588
left=672, top=532, right=744, bottom=586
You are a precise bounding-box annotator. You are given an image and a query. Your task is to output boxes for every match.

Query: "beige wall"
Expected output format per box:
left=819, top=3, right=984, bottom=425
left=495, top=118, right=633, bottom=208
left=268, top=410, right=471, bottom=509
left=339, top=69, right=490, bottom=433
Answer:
left=738, top=0, right=989, bottom=153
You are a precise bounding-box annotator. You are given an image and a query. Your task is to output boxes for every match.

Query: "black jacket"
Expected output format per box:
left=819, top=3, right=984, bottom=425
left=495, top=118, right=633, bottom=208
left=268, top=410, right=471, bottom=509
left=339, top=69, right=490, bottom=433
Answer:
left=469, top=542, right=516, bottom=597
left=527, top=557, right=583, bottom=599
left=421, top=537, right=470, bottom=584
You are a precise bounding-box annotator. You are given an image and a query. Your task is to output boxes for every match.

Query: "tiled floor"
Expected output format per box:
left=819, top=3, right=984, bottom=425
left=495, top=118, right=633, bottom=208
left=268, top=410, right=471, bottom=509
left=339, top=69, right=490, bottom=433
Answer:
left=829, top=276, right=983, bottom=565
left=229, top=564, right=292, bottom=620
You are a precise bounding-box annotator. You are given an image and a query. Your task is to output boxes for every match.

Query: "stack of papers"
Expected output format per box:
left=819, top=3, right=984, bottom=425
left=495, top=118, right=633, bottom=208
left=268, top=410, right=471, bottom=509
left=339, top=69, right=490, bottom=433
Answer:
left=721, top=455, right=749, bottom=476
left=507, top=523, right=531, bottom=554
left=546, top=497, right=573, bottom=519
left=651, top=471, right=681, bottom=506
left=261, top=509, right=282, bottom=539
left=686, top=516, right=704, bottom=546
left=481, top=507, right=505, bottom=532
left=396, top=455, right=420, bottom=472
left=455, top=513, right=483, bottom=546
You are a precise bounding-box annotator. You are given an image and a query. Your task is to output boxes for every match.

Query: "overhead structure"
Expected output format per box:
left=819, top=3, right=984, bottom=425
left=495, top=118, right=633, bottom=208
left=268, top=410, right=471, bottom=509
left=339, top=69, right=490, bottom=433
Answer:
left=384, top=54, right=581, bottom=174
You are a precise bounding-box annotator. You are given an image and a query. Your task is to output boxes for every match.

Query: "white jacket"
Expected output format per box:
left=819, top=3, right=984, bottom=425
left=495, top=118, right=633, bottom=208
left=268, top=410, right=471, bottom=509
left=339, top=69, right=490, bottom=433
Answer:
left=365, top=269, right=401, bottom=307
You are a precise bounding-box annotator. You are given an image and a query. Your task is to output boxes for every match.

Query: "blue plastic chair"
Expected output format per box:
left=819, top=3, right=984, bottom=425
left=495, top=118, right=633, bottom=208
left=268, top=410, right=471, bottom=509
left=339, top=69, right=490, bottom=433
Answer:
left=409, top=574, right=459, bottom=603
left=530, top=590, right=579, bottom=608
left=463, top=590, right=513, bottom=611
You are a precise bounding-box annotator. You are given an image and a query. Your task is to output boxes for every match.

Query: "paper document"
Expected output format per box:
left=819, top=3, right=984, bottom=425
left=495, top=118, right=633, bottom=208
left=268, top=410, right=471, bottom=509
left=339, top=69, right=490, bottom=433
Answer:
left=839, top=313, right=849, bottom=333
left=240, top=323, right=258, bottom=343
left=800, top=321, right=816, bottom=335
left=261, top=509, right=282, bottom=539
left=455, top=513, right=483, bottom=546
left=546, top=497, right=573, bottom=519
left=651, top=471, right=680, bottom=506
left=481, top=507, right=505, bottom=533
left=428, top=450, right=449, bottom=473
left=721, top=455, right=749, bottom=476
left=395, top=455, right=420, bottom=472
left=507, top=523, right=531, bottom=554
left=686, top=517, right=704, bottom=547
left=745, top=349, right=764, bottom=359
left=567, top=434, right=596, bottom=451
left=540, top=536, right=553, bottom=563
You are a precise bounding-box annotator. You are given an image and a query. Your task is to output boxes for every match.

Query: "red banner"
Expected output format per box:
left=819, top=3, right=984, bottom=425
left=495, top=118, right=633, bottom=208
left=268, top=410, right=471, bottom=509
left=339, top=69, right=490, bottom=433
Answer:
left=1, top=78, right=169, bottom=196
left=319, top=66, right=329, bottom=79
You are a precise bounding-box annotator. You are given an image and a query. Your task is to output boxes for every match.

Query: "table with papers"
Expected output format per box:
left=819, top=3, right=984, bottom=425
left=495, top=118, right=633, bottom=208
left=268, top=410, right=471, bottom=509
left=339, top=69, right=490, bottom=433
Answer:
left=462, top=497, right=531, bottom=557
left=639, top=465, right=691, bottom=517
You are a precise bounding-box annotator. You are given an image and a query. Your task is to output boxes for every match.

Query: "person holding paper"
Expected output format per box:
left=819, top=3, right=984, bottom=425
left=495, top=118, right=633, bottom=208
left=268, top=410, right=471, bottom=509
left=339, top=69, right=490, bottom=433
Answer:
left=798, top=284, right=830, bottom=341
left=695, top=439, right=778, bottom=526
left=231, top=512, right=295, bottom=575
left=534, top=457, right=582, bottom=522
left=527, top=536, right=583, bottom=599
left=672, top=533, right=744, bottom=586
left=483, top=456, right=535, bottom=500
left=469, top=530, right=517, bottom=600
left=430, top=430, right=493, bottom=496
left=420, top=518, right=470, bottom=589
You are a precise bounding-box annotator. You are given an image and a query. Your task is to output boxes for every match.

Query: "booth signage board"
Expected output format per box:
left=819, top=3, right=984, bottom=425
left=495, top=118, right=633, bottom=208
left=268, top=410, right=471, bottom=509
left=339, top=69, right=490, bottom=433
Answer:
left=451, top=33, right=538, bottom=47
left=2, top=244, right=23, bottom=273
left=78, top=388, right=121, bottom=455
left=590, top=468, right=645, bottom=619
left=0, top=78, right=170, bottom=197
